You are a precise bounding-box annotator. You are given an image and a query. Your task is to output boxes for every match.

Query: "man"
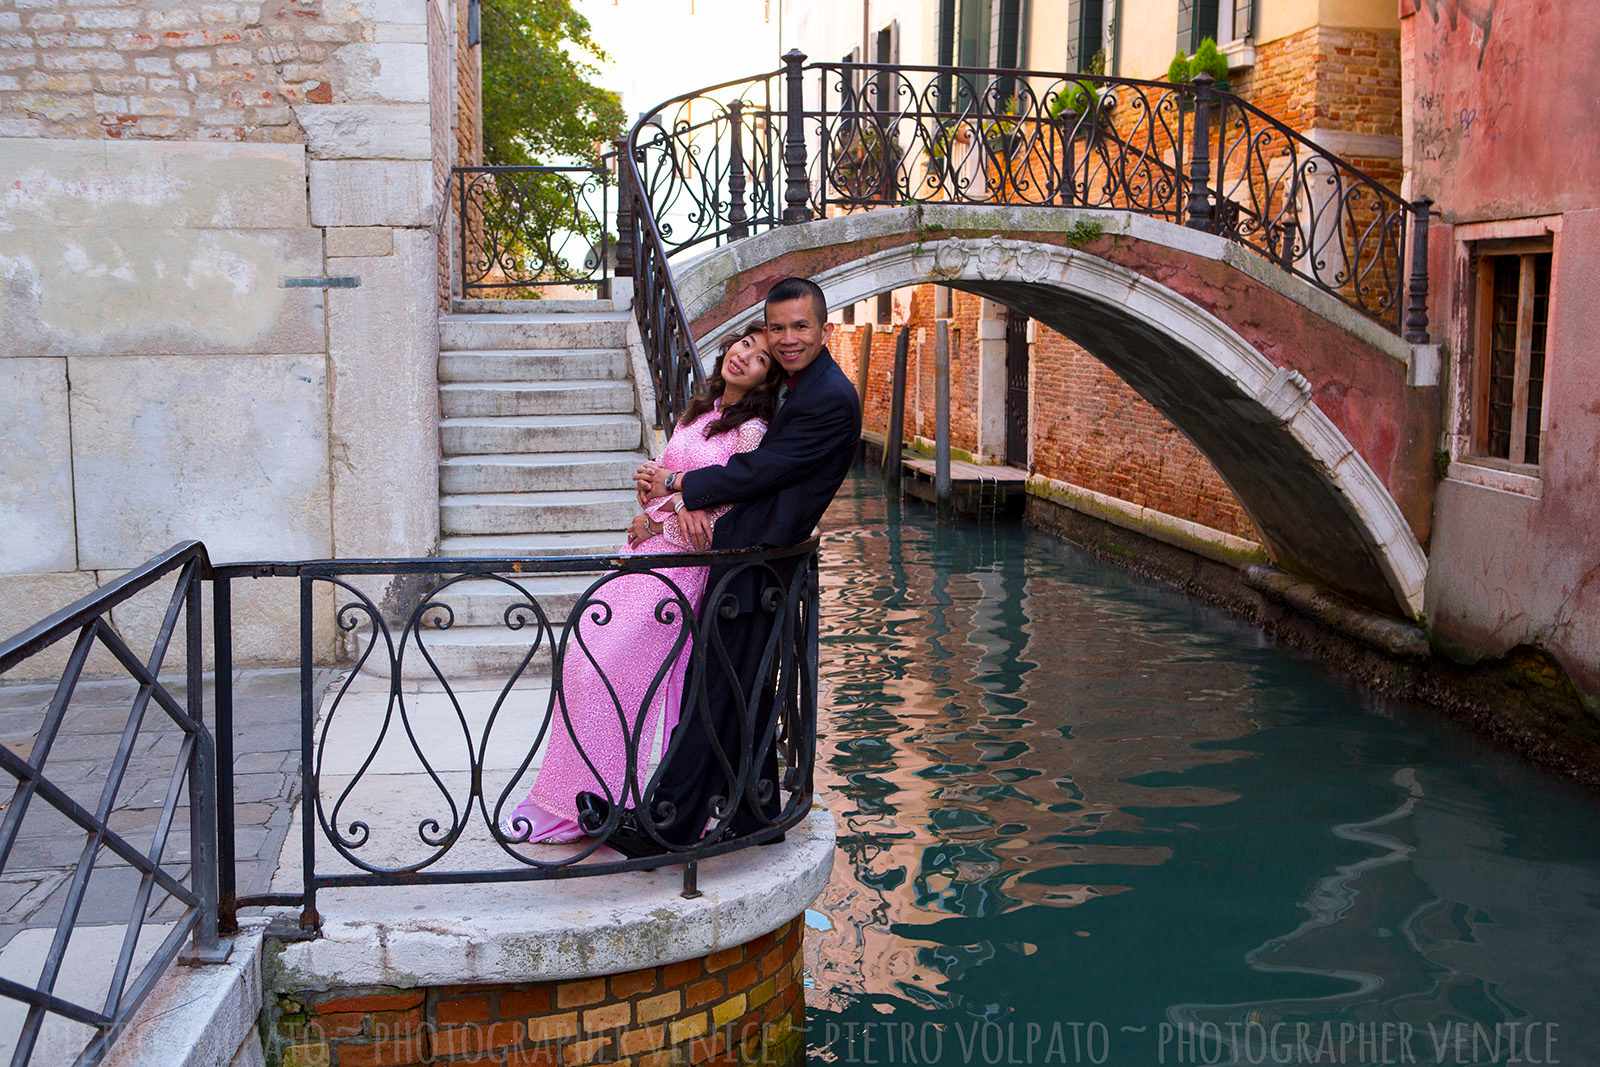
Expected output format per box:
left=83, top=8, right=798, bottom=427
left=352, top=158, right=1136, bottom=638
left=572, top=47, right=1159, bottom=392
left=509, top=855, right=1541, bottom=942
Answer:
left=577, top=276, right=862, bottom=857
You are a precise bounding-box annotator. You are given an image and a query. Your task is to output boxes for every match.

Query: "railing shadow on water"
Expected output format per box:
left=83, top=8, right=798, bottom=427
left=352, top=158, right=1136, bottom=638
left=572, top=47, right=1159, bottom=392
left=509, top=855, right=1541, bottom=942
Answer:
left=611, top=54, right=1432, bottom=433
left=0, top=539, right=820, bottom=1065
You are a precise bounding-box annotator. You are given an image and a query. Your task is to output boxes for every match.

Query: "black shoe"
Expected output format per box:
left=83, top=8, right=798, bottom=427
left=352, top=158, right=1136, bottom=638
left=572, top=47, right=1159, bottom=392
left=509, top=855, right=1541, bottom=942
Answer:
left=604, top=814, right=671, bottom=859
left=758, top=831, right=787, bottom=846
left=575, top=792, right=611, bottom=836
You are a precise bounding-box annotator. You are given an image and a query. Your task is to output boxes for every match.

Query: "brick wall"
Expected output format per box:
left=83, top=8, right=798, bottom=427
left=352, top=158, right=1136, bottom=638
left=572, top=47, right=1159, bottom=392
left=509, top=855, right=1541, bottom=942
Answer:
left=1028, top=328, right=1259, bottom=540
left=272, top=917, right=806, bottom=1067
left=1230, top=25, right=1401, bottom=140
left=0, top=0, right=363, bottom=142
left=835, top=286, right=1260, bottom=543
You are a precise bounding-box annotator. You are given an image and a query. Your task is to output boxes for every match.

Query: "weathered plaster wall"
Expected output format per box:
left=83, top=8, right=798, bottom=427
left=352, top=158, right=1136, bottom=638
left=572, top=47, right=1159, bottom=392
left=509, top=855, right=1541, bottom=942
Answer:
left=0, top=0, right=448, bottom=679
left=1402, top=0, right=1600, bottom=221
left=1401, top=0, right=1600, bottom=707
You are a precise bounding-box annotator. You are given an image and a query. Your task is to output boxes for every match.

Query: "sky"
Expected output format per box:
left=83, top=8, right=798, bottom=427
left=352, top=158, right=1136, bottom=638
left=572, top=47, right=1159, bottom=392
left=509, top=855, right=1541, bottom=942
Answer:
left=574, top=0, right=783, bottom=124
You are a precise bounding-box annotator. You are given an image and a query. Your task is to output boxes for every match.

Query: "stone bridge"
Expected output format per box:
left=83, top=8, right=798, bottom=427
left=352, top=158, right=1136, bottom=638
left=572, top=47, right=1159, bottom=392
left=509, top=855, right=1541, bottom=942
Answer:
left=668, top=206, right=1441, bottom=620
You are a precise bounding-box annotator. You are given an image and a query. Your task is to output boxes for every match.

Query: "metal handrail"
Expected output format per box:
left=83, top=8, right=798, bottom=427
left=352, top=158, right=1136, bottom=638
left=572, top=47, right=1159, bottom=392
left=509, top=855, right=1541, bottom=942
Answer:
left=0, top=541, right=224, bottom=1066
left=448, top=162, right=611, bottom=295
left=617, top=54, right=1432, bottom=431
left=0, top=536, right=822, bottom=1060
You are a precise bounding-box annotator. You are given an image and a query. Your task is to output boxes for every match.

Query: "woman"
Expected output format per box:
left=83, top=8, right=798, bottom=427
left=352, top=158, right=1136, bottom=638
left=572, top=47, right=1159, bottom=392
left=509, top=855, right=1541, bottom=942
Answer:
left=502, top=324, right=783, bottom=843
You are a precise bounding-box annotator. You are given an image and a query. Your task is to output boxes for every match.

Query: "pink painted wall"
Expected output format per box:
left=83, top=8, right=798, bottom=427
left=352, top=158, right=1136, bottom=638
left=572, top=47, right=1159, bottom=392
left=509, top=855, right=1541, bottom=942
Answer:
left=1402, top=0, right=1600, bottom=220
left=1406, top=0, right=1600, bottom=705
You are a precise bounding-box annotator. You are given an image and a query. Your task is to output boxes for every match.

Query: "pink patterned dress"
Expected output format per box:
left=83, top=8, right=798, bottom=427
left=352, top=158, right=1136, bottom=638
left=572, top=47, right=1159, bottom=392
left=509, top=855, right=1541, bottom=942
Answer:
left=503, top=405, right=767, bottom=843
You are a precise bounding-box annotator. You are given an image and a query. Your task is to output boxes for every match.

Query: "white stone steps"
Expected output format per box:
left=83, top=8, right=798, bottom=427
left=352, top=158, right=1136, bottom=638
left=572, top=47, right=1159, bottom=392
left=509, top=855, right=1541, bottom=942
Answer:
left=383, top=625, right=558, bottom=681
left=438, top=530, right=629, bottom=558
left=441, top=572, right=603, bottom=628
left=440, top=413, right=642, bottom=455
left=439, top=379, right=635, bottom=418
left=440, top=310, right=631, bottom=352
left=440, top=489, right=639, bottom=536
left=439, top=348, right=628, bottom=383
left=439, top=451, right=644, bottom=494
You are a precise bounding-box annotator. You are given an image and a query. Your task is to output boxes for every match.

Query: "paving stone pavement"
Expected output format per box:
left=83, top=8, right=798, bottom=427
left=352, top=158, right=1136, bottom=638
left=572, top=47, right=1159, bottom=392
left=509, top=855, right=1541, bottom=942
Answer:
left=0, top=667, right=335, bottom=955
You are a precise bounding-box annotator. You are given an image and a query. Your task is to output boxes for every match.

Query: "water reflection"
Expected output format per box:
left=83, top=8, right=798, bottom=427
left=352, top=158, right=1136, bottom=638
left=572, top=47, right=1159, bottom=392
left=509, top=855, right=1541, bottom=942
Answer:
left=804, top=472, right=1600, bottom=1065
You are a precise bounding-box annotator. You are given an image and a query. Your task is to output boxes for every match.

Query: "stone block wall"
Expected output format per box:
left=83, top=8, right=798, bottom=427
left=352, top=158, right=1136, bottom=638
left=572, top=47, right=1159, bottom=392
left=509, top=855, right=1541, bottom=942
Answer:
left=270, top=917, right=806, bottom=1067
left=0, top=0, right=459, bottom=679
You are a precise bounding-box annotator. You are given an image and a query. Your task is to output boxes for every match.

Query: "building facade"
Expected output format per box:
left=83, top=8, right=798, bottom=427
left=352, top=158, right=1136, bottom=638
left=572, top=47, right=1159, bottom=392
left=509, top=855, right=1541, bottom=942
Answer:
left=1, top=0, right=483, bottom=678
left=785, top=0, right=1404, bottom=555
left=1402, top=0, right=1600, bottom=703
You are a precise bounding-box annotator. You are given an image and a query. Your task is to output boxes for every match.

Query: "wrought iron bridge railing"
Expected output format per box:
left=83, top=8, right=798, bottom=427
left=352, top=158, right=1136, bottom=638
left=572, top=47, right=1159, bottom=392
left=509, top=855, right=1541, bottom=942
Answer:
left=0, top=539, right=819, bottom=1065
left=612, top=52, right=1433, bottom=432
left=448, top=162, right=613, bottom=295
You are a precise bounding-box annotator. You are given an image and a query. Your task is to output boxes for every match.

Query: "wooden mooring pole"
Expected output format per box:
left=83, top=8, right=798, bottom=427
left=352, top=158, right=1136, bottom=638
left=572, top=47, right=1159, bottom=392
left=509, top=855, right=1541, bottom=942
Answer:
left=934, top=319, right=952, bottom=513
left=884, top=326, right=910, bottom=489
left=855, top=326, right=873, bottom=409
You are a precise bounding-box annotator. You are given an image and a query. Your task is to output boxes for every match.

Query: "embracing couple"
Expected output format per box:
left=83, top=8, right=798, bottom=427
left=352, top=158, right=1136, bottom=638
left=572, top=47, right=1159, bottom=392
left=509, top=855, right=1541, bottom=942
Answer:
left=502, top=276, right=861, bottom=859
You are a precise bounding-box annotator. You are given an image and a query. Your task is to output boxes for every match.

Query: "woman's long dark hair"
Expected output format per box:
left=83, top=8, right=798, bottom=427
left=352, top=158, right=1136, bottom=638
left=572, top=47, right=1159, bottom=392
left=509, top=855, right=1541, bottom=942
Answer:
left=679, top=323, right=784, bottom=436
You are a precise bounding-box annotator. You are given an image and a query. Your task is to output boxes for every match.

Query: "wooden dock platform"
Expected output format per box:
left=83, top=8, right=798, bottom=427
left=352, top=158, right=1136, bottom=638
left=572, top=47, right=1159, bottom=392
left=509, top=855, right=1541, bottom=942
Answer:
left=899, top=455, right=1028, bottom=517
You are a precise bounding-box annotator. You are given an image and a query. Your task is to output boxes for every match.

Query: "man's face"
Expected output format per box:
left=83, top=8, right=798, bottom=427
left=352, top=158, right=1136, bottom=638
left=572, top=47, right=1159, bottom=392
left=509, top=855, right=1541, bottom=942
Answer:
left=764, top=296, right=832, bottom=376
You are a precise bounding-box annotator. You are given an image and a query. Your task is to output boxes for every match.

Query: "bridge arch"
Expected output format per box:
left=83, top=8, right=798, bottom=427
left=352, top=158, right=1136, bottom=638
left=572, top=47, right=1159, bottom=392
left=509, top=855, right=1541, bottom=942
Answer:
left=670, top=207, right=1436, bottom=619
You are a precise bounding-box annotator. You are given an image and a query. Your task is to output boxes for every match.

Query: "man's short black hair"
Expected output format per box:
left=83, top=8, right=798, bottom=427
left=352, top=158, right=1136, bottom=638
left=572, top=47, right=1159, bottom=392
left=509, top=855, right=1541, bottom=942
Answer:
left=765, top=276, right=828, bottom=325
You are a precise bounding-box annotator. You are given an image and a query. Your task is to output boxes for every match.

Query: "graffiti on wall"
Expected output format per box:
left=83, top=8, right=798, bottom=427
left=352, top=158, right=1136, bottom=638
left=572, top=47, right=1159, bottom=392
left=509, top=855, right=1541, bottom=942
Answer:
left=1402, top=0, right=1498, bottom=67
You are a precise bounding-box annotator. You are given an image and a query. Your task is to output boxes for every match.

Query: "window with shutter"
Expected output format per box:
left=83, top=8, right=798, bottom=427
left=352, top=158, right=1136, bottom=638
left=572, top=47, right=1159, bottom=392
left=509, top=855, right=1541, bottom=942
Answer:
left=936, top=0, right=957, bottom=111
left=1067, top=0, right=1104, bottom=72
left=1233, top=0, right=1254, bottom=41
left=1176, top=0, right=1219, bottom=55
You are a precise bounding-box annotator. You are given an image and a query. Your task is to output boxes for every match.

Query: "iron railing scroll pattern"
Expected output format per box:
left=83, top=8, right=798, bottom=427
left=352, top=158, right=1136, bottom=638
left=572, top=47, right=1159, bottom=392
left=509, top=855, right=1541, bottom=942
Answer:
left=290, top=542, right=819, bottom=931
left=619, top=57, right=1428, bottom=391
left=0, top=543, right=225, bottom=1067
left=451, top=165, right=611, bottom=295
left=619, top=68, right=791, bottom=430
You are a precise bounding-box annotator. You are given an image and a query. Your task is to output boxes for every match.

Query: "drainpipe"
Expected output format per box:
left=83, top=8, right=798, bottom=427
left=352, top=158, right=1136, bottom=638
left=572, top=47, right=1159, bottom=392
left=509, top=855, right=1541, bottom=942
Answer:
left=1110, top=0, right=1123, bottom=75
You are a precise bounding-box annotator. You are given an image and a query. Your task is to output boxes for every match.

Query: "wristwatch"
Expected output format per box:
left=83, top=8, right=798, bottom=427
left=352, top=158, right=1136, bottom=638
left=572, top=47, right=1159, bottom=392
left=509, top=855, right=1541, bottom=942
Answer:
left=664, top=470, right=678, bottom=492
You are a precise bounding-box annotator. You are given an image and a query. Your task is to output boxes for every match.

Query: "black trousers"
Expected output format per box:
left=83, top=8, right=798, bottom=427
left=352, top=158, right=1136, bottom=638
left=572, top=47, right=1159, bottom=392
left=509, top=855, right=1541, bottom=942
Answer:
left=644, top=601, right=783, bottom=846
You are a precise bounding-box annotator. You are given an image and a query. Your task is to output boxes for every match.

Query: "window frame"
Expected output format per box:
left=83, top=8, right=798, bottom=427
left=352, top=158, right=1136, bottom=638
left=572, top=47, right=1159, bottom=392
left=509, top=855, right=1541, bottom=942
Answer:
left=1468, top=238, right=1552, bottom=469
left=1446, top=216, right=1562, bottom=497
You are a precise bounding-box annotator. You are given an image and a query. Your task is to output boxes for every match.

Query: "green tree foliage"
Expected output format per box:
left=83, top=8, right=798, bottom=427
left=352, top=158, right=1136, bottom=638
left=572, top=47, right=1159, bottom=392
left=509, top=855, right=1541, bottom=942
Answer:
left=474, top=0, right=627, bottom=289
left=480, top=0, right=626, bottom=166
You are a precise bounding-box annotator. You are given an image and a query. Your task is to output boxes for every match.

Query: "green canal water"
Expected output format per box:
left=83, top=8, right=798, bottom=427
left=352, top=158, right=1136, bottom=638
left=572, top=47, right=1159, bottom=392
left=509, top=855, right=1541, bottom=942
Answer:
left=800, top=472, right=1599, bottom=1067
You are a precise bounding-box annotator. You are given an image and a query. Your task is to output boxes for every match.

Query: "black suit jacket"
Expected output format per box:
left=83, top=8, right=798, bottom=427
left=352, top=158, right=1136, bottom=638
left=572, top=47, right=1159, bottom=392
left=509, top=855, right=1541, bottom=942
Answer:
left=680, top=348, right=861, bottom=613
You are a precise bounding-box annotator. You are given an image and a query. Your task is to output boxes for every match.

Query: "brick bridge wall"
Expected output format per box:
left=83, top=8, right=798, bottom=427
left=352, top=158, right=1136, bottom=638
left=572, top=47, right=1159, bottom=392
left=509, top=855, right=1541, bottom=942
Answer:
left=270, top=918, right=806, bottom=1067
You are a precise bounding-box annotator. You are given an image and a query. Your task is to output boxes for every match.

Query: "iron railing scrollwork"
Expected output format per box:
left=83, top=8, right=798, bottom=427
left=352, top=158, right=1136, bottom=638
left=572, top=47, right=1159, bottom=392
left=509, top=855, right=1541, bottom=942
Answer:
left=617, top=54, right=1433, bottom=430
left=450, top=164, right=612, bottom=295
left=282, top=541, right=819, bottom=930
left=1, top=538, right=821, bottom=1063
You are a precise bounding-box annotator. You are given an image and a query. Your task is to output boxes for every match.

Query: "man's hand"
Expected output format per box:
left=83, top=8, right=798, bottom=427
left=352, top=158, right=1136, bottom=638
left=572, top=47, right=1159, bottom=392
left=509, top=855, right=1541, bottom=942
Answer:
left=678, top=507, right=714, bottom=550
left=632, top=462, right=673, bottom=505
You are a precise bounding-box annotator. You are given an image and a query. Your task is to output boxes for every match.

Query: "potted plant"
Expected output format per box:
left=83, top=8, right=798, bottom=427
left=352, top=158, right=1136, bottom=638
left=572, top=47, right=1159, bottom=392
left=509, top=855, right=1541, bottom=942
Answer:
left=1049, top=50, right=1110, bottom=125
left=829, top=123, right=900, bottom=200
left=1168, top=37, right=1231, bottom=107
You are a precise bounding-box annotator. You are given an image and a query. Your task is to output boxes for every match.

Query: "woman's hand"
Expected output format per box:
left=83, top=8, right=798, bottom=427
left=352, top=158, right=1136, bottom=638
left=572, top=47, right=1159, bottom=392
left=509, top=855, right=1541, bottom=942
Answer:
left=627, top=513, right=659, bottom=547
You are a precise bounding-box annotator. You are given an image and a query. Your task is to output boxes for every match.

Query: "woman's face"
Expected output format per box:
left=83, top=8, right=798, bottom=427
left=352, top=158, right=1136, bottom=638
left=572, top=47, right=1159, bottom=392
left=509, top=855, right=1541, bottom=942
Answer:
left=722, top=330, right=774, bottom=390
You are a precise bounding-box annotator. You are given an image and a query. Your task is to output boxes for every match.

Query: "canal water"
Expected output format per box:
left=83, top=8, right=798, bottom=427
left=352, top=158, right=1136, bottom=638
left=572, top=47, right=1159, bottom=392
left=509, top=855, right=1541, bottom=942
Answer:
left=801, top=472, right=1600, bottom=1067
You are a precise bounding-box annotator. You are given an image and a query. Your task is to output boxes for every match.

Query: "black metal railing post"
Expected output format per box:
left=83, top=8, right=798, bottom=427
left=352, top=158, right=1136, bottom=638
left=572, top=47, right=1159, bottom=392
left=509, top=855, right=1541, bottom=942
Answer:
left=297, top=575, right=320, bottom=934
left=185, top=570, right=226, bottom=961
left=781, top=48, right=810, bottom=224
left=1184, top=73, right=1217, bottom=232
left=613, top=138, right=636, bottom=280
left=213, top=576, right=238, bottom=935
left=1404, top=197, right=1433, bottom=343
left=456, top=168, right=469, bottom=299
left=728, top=99, right=750, bottom=241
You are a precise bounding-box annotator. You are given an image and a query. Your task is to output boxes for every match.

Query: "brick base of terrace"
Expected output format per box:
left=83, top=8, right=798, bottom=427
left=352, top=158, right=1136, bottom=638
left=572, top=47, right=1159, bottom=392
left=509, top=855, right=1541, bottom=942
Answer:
left=271, top=917, right=805, bottom=1067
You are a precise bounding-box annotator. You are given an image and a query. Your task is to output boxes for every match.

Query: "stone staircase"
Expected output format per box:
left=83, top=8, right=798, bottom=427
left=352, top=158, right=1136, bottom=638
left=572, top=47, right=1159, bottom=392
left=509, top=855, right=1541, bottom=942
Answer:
left=407, top=300, right=648, bottom=680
